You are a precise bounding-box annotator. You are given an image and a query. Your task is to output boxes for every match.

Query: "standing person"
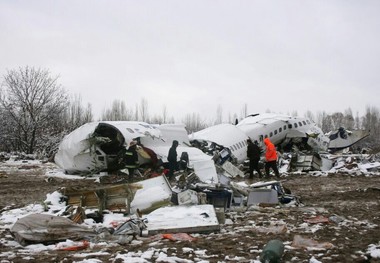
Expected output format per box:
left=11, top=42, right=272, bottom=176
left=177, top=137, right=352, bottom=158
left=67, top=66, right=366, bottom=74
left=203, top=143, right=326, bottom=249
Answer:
left=246, top=138, right=263, bottom=179
left=125, top=140, right=139, bottom=181
left=263, top=138, right=280, bottom=178
left=167, top=140, right=179, bottom=180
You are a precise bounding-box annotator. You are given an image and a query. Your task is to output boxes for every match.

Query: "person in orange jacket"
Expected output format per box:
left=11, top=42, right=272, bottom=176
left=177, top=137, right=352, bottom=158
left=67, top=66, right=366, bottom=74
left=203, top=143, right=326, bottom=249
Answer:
left=263, top=138, right=280, bottom=178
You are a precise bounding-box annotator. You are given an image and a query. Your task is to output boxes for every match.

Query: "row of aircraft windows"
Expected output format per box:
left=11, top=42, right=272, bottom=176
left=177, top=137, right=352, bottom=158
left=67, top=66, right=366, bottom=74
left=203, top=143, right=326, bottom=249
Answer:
left=292, top=120, right=310, bottom=129
left=259, top=120, right=312, bottom=140
left=230, top=140, right=247, bottom=152
left=229, top=119, right=312, bottom=151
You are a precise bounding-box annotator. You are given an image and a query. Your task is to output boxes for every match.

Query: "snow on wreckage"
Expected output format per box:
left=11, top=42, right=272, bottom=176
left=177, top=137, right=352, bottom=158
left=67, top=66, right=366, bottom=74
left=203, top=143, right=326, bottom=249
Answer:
left=190, top=113, right=371, bottom=172
left=3, top=115, right=378, bottom=262
left=54, top=121, right=211, bottom=175
left=6, top=120, right=300, bottom=251
left=5, top=121, right=223, bottom=248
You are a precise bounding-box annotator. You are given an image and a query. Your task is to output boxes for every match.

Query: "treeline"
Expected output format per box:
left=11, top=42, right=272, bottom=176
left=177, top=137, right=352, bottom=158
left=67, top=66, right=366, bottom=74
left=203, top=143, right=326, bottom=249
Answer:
left=1, top=66, right=379, bottom=156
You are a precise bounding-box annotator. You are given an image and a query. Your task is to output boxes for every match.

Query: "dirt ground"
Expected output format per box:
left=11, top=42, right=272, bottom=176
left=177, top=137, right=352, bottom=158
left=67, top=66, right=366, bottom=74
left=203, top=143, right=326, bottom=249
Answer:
left=1, top=161, right=380, bottom=263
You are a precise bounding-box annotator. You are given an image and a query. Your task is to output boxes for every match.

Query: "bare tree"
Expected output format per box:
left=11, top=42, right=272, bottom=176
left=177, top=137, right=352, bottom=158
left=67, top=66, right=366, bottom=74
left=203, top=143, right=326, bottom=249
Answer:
left=139, top=98, right=149, bottom=122
left=316, top=111, right=333, bottom=133
left=355, top=111, right=361, bottom=130
left=0, top=105, right=15, bottom=151
left=134, top=103, right=139, bottom=121
left=315, top=111, right=324, bottom=128
left=151, top=105, right=174, bottom=124
left=330, top=112, right=344, bottom=130
left=150, top=114, right=163, bottom=124
left=0, top=66, right=68, bottom=154
left=101, top=99, right=133, bottom=121
left=343, top=108, right=355, bottom=130
left=362, top=105, right=380, bottom=145
left=83, top=103, right=94, bottom=123
left=215, top=104, right=223, bottom=125
left=304, top=110, right=315, bottom=122
left=182, top=112, right=207, bottom=133
left=228, top=112, right=239, bottom=125
left=240, top=103, right=248, bottom=120
left=162, top=104, right=168, bottom=123
left=63, top=94, right=93, bottom=129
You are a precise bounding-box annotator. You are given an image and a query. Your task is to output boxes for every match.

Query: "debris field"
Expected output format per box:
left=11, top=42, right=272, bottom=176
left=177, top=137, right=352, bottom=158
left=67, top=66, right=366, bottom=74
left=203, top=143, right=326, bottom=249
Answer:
left=0, top=158, right=380, bottom=263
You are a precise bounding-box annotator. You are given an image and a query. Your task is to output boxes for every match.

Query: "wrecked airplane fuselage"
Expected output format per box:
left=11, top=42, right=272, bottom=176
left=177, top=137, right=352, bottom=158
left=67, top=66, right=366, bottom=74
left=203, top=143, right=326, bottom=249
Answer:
left=190, top=113, right=330, bottom=165
left=327, top=127, right=370, bottom=152
left=190, top=113, right=370, bottom=166
left=236, top=113, right=330, bottom=152
left=190, top=123, right=249, bottom=164
left=54, top=121, right=161, bottom=174
left=54, top=121, right=211, bottom=175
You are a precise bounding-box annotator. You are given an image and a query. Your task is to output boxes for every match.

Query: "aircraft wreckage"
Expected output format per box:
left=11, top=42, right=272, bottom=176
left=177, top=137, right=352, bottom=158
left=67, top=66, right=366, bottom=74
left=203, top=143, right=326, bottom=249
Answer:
left=18, top=114, right=372, bottom=244
left=190, top=113, right=370, bottom=165
left=55, top=113, right=369, bottom=175
left=54, top=121, right=210, bottom=175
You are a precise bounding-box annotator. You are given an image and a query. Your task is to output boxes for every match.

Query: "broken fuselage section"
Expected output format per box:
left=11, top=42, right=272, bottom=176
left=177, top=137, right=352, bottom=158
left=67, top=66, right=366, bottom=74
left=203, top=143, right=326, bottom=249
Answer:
left=190, top=113, right=330, bottom=166
left=54, top=121, right=211, bottom=175
left=236, top=113, right=330, bottom=153
left=189, top=113, right=370, bottom=174
left=189, top=123, right=249, bottom=164
left=54, top=121, right=160, bottom=174
left=326, top=127, right=370, bottom=153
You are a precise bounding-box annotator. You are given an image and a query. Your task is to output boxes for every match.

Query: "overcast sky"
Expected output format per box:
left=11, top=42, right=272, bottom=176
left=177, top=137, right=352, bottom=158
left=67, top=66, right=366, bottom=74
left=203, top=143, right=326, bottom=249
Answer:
left=1, top=0, right=379, bottom=122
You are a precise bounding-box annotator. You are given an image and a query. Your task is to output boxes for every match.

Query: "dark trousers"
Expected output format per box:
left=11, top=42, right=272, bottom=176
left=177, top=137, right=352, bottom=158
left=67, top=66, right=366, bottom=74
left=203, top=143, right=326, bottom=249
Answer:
left=249, top=158, right=263, bottom=178
left=265, top=161, right=280, bottom=178
left=127, top=168, right=135, bottom=180
left=168, top=162, right=178, bottom=179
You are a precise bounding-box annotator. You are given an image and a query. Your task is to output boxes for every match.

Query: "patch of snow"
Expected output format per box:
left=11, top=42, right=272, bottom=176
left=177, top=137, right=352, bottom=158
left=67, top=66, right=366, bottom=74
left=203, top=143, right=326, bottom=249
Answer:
left=367, top=242, right=380, bottom=258
left=309, top=256, right=322, bottom=262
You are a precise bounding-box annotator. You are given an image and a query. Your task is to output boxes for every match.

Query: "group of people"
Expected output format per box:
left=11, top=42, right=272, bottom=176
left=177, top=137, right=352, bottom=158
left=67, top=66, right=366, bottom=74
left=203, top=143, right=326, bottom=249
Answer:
left=119, top=139, right=179, bottom=182
left=124, top=137, right=279, bottom=182
left=167, top=137, right=280, bottom=181
left=246, top=137, right=280, bottom=179
left=121, top=140, right=160, bottom=181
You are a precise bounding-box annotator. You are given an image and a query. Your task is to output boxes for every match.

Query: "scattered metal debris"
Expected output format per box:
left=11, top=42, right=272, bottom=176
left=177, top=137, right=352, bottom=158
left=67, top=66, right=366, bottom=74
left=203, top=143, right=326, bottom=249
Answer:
left=4, top=117, right=379, bottom=250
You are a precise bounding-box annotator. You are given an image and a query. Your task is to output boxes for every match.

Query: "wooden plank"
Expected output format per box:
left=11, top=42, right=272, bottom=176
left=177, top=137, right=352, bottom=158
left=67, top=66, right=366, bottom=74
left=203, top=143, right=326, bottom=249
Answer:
left=62, top=182, right=143, bottom=212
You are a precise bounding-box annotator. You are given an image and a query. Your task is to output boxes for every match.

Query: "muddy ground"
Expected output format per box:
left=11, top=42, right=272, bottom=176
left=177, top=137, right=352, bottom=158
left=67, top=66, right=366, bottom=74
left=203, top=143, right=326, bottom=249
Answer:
left=0, top=161, right=380, bottom=263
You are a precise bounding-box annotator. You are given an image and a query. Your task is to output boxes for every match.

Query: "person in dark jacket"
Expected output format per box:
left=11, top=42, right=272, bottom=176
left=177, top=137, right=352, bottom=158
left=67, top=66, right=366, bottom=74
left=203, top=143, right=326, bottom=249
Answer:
left=125, top=140, right=139, bottom=181
left=167, top=140, right=179, bottom=180
left=247, top=138, right=263, bottom=179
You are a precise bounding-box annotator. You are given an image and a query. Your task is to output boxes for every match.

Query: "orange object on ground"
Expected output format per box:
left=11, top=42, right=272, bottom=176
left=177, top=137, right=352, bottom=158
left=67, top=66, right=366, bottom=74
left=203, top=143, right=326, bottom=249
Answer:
left=58, top=240, right=90, bottom=251
left=161, top=233, right=197, bottom=242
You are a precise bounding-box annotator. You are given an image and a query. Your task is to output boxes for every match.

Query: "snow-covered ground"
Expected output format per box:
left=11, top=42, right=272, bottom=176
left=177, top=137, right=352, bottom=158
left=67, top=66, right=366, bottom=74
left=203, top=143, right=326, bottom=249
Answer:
left=1, top=155, right=380, bottom=262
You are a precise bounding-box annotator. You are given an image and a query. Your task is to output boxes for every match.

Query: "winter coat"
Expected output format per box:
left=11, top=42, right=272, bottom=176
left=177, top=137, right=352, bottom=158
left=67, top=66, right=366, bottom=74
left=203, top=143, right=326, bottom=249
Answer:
left=125, top=145, right=139, bottom=168
left=247, top=141, right=261, bottom=160
left=168, top=146, right=178, bottom=164
left=264, top=138, right=277, bottom=162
